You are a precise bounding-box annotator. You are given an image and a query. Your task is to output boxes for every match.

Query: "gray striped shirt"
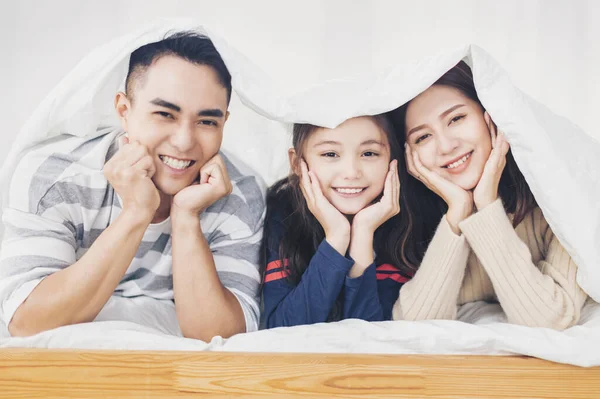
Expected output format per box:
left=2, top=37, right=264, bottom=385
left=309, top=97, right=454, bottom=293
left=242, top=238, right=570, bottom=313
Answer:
left=0, top=128, right=266, bottom=332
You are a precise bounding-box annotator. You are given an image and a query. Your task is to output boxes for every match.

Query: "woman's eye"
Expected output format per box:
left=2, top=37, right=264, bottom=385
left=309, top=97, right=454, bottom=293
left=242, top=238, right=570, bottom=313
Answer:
left=321, top=152, right=338, bottom=158
left=449, top=115, right=465, bottom=125
left=415, top=133, right=431, bottom=144
left=362, top=151, right=379, bottom=157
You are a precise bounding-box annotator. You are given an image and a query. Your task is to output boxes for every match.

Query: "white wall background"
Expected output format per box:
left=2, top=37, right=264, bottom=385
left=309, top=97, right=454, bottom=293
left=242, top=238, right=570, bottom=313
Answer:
left=2, top=0, right=599, bottom=165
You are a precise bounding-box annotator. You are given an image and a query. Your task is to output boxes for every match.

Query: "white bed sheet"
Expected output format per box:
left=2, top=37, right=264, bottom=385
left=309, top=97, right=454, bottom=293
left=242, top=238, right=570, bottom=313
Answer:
left=1, top=297, right=599, bottom=367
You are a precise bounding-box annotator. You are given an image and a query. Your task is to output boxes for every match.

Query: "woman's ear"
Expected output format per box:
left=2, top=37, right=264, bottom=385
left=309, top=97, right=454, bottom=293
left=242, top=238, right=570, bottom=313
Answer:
left=115, top=92, right=131, bottom=132
left=288, top=148, right=300, bottom=176
left=483, top=110, right=491, bottom=126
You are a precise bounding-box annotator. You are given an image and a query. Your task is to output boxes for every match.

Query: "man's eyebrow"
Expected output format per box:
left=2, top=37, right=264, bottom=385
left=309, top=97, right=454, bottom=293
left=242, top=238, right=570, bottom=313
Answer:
left=150, top=98, right=225, bottom=118
left=198, top=109, right=225, bottom=118
left=150, top=98, right=180, bottom=112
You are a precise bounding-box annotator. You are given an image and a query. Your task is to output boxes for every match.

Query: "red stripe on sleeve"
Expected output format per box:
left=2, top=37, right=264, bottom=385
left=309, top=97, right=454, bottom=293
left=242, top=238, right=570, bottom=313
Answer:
left=376, top=264, right=398, bottom=272
left=266, top=259, right=288, bottom=272
left=264, top=270, right=290, bottom=283
left=376, top=273, right=409, bottom=283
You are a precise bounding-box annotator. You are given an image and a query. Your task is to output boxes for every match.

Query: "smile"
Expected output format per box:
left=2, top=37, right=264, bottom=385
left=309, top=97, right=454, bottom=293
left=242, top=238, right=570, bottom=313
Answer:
left=159, top=155, right=195, bottom=170
left=443, top=152, right=472, bottom=169
left=334, top=187, right=365, bottom=194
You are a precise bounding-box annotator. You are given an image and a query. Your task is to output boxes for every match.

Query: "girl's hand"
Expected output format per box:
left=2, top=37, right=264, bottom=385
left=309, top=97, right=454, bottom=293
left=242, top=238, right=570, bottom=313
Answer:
left=352, top=160, right=400, bottom=235
left=473, top=113, right=510, bottom=210
left=299, top=160, right=350, bottom=255
left=347, top=160, right=400, bottom=278
left=406, top=144, right=472, bottom=234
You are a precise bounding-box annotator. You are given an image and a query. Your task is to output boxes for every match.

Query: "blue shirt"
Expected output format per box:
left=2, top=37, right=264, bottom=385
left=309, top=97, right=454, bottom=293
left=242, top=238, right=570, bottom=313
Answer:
left=262, top=205, right=407, bottom=328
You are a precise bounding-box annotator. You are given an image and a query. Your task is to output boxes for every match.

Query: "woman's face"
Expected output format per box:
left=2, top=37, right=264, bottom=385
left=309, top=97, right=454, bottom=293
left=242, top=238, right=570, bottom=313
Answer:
left=297, top=117, right=392, bottom=216
left=404, top=85, right=492, bottom=190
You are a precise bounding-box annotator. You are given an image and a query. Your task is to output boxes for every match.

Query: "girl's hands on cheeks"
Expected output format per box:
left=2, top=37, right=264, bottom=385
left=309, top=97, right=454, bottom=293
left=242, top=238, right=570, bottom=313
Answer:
left=299, top=160, right=350, bottom=255
left=352, top=160, right=400, bottom=234
left=473, top=113, right=510, bottom=211
left=406, top=144, right=472, bottom=234
left=348, top=160, right=400, bottom=278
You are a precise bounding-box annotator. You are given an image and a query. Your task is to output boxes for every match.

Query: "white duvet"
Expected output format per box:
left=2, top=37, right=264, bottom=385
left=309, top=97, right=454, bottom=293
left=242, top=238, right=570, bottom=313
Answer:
left=1, top=297, right=599, bottom=367
left=1, top=20, right=599, bottom=366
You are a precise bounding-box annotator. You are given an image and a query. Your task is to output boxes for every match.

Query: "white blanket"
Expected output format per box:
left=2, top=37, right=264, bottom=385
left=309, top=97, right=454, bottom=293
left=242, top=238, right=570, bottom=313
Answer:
left=1, top=20, right=599, bottom=365
left=1, top=297, right=599, bottom=367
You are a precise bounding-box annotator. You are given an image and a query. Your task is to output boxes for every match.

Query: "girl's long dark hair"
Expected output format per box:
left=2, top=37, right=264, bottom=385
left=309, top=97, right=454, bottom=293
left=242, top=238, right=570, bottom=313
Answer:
left=263, top=115, right=416, bottom=289
left=386, top=61, right=538, bottom=270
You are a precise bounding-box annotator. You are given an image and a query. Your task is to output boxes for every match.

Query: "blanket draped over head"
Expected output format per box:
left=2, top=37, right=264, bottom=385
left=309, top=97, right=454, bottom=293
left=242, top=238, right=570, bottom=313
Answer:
left=1, top=19, right=598, bottom=301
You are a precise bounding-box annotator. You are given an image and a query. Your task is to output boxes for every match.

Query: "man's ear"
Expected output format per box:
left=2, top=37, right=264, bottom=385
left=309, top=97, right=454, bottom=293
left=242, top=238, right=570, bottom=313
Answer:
left=115, top=92, right=131, bottom=132
left=224, top=110, right=230, bottom=123
left=288, top=148, right=300, bottom=176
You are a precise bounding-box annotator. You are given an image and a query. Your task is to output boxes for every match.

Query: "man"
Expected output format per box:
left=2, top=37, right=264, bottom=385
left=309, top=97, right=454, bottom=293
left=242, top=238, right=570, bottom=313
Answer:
left=0, top=31, right=265, bottom=341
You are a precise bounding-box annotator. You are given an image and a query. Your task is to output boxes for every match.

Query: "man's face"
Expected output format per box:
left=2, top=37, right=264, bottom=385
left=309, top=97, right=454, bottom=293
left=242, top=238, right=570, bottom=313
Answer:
left=116, top=55, right=229, bottom=196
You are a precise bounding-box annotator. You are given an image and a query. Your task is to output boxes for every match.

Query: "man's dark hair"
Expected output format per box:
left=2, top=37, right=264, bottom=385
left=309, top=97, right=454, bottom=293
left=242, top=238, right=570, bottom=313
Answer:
left=125, top=31, right=232, bottom=104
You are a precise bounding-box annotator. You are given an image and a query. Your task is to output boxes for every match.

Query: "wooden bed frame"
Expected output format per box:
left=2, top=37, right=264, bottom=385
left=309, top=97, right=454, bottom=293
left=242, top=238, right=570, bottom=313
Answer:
left=1, top=350, right=599, bottom=398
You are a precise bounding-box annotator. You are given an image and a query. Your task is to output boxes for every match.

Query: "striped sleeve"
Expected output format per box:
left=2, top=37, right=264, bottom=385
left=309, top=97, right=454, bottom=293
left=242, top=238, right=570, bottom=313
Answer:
left=208, top=172, right=266, bottom=333
left=343, top=263, right=407, bottom=321
left=261, top=205, right=354, bottom=328
left=0, top=192, right=78, bottom=326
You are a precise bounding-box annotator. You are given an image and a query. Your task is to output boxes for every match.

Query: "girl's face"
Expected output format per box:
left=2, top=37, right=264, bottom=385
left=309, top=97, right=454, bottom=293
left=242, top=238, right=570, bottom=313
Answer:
left=296, top=117, right=392, bottom=216
left=405, top=85, right=492, bottom=190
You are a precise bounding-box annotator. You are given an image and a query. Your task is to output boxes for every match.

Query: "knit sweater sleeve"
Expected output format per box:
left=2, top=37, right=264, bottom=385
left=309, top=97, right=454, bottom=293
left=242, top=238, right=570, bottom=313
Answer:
left=392, top=215, right=470, bottom=321
left=458, top=199, right=588, bottom=330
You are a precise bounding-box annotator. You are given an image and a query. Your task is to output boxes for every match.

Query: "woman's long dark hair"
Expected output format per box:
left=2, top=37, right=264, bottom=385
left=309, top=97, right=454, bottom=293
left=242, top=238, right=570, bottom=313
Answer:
left=386, top=61, right=538, bottom=270
left=263, top=115, right=416, bottom=289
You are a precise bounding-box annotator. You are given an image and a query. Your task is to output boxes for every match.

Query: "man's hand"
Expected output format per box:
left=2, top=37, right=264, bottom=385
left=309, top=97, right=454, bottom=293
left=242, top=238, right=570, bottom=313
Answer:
left=172, top=154, right=233, bottom=218
left=103, top=136, right=160, bottom=220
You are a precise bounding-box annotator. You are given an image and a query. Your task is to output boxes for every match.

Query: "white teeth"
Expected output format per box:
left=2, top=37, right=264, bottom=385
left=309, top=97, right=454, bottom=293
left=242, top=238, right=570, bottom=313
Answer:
left=336, top=188, right=364, bottom=194
left=446, top=153, right=471, bottom=169
left=160, top=155, right=192, bottom=170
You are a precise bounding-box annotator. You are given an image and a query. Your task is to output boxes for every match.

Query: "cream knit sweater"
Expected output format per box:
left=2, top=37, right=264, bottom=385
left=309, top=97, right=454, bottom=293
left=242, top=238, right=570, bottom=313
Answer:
left=392, top=198, right=588, bottom=330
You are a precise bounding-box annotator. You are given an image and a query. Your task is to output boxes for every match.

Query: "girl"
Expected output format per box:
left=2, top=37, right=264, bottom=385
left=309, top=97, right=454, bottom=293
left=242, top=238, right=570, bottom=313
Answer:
left=262, top=115, right=410, bottom=328
left=389, top=61, right=587, bottom=330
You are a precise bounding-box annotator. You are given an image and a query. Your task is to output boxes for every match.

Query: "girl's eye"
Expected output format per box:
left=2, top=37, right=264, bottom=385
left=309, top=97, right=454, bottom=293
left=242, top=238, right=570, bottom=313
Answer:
left=449, top=114, right=465, bottom=125
left=199, top=120, right=218, bottom=127
left=156, top=111, right=174, bottom=119
left=415, top=133, right=431, bottom=144
left=321, top=152, right=338, bottom=158
left=362, top=151, right=379, bottom=157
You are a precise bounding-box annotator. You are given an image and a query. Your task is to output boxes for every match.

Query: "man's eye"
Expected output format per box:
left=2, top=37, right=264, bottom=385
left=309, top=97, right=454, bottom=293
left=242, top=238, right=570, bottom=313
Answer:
left=156, top=111, right=173, bottom=119
left=415, top=133, right=431, bottom=144
left=199, top=120, right=218, bottom=127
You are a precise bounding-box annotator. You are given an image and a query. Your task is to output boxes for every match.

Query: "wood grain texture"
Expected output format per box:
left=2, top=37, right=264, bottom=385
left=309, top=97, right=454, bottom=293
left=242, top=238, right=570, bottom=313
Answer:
left=1, top=349, right=598, bottom=398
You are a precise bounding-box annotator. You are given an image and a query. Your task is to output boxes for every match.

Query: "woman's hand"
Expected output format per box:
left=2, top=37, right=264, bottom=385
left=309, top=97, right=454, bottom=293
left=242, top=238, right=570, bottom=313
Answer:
left=406, top=144, right=473, bottom=234
left=473, top=113, right=510, bottom=210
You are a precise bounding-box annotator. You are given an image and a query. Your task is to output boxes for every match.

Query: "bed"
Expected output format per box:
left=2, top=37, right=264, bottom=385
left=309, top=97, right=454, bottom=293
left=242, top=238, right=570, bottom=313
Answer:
left=2, top=350, right=599, bottom=398
left=2, top=20, right=600, bottom=398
